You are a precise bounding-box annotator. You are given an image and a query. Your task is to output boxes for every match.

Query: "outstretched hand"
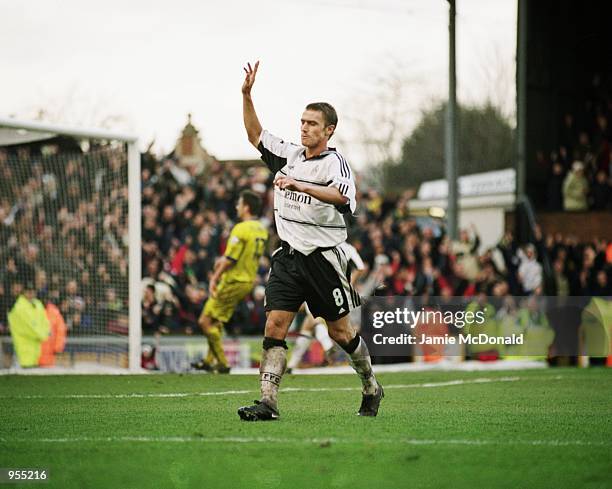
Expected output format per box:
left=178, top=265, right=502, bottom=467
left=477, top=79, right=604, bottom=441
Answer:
left=242, top=61, right=259, bottom=95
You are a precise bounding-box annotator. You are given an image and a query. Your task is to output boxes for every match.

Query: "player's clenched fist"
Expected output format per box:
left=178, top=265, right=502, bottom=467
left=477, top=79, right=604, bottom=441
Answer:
left=273, top=176, right=303, bottom=192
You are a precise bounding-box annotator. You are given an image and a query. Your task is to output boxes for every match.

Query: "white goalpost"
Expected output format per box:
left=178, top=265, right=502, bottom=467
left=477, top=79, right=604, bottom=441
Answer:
left=0, top=117, right=141, bottom=372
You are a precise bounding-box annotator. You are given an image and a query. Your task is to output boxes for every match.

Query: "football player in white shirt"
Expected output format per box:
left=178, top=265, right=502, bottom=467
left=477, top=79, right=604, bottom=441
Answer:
left=237, top=61, right=383, bottom=421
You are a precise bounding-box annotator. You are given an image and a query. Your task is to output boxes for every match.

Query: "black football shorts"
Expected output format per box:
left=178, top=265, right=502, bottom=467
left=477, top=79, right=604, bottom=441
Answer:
left=265, top=241, right=361, bottom=321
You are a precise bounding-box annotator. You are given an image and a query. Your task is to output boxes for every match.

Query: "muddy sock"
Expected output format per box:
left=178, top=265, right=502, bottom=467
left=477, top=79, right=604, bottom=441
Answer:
left=260, top=337, right=288, bottom=410
left=340, top=334, right=378, bottom=395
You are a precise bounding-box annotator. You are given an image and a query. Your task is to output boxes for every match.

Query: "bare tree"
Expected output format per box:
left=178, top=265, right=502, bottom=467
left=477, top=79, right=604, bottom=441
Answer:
left=336, top=56, right=426, bottom=188
left=13, top=84, right=132, bottom=133
left=464, top=41, right=516, bottom=125
left=336, top=41, right=516, bottom=191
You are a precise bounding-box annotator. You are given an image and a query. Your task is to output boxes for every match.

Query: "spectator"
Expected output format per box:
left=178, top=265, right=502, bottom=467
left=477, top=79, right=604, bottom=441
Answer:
left=518, top=244, right=543, bottom=295
left=563, top=161, right=589, bottom=211
left=8, top=281, right=50, bottom=368
left=590, top=270, right=612, bottom=296
left=552, top=259, right=570, bottom=297
left=39, top=295, right=67, bottom=367
left=142, top=284, right=163, bottom=334
left=141, top=342, right=159, bottom=370
left=517, top=296, right=554, bottom=357
left=546, top=162, right=565, bottom=211
left=99, top=287, right=125, bottom=333
left=451, top=225, right=481, bottom=281
left=60, top=279, right=86, bottom=333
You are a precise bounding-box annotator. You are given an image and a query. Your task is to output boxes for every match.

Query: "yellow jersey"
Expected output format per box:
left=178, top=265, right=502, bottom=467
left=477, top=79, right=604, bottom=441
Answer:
left=223, top=219, right=268, bottom=283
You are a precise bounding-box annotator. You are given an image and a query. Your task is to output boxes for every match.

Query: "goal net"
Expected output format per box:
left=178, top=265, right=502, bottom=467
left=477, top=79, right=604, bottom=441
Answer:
left=0, top=118, right=141, bottom=372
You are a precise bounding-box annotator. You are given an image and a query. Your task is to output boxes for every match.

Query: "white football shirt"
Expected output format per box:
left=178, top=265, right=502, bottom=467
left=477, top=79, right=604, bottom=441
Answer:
left=258, top=129, right=357, bottom=255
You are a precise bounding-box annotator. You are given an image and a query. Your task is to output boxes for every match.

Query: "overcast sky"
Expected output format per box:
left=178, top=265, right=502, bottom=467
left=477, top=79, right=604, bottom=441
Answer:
left=0, top=0, right=516, bottom=167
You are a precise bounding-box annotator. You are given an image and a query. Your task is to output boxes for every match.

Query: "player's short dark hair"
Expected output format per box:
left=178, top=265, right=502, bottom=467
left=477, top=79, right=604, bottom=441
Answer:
left=306, top=102, right=338, bottom=137
left=240, top=190, right=263, bottom=217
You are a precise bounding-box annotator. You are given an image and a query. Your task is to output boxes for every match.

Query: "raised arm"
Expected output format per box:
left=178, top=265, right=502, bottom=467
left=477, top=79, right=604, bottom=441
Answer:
left=242, top=61, right=263, bottom=148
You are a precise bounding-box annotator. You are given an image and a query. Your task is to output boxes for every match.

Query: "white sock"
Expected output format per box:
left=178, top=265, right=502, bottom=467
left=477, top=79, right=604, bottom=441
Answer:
left=260, top=346, right=287, bottom=410
left=287, top=334, right=312, bottom=369
left=314, top=322, right=334, bottom=352
left=348, top=336, right=378, bottom=395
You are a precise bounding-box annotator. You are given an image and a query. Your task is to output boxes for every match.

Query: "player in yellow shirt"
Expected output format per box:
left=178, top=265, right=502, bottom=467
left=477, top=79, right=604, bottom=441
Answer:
left=192, top=190, right=268, bottom=373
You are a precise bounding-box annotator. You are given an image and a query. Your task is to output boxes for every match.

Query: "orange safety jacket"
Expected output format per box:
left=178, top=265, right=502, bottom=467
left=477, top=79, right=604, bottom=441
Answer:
left=39, top=303, right=67, bottom=367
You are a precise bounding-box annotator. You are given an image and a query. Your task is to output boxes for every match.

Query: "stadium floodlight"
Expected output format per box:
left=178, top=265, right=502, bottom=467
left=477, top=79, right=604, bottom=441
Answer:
left=0, top=117, right=141, bottom=372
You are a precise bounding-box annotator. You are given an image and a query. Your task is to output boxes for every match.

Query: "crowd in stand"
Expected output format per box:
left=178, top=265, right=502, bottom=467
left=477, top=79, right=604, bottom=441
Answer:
left=139, top=158, right=272, bottom=336
left=138, top=153, right=612, bottom=338
left=0, top=141, right=130, bottom=336
left=543, top=73, right=612, bottom=211
left=1, top=136, right=611, bottom=342
left=350, top=215, right=611, bottom=300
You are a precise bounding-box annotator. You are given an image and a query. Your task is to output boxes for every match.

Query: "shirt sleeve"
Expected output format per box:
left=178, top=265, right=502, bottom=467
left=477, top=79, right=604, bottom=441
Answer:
left=328, top=152, right=357, bottom=214
left=257, top=130, right=295, bottom=173
left=224, top=226, right=245, bottom=262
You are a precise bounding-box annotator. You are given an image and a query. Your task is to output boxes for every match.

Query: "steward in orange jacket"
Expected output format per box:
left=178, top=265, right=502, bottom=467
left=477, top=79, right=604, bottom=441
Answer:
left=39, top=302, right=67, bottom=367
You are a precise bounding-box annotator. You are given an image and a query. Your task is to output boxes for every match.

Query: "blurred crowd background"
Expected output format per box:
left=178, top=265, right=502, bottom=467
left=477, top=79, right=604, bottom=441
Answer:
left=0, top=142, right=129, bottom=337
left=1, top=135, right=610, bottom=342
left=0, top=68, right=611, bottom=342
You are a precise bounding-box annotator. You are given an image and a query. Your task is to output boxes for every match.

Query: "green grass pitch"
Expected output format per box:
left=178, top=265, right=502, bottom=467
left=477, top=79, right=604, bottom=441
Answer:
left=0, top=368, right=610, bottom=489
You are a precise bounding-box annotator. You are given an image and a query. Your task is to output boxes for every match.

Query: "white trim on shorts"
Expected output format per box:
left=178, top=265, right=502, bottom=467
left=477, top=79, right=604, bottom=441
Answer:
left=320, top=246, right=360, bottom=312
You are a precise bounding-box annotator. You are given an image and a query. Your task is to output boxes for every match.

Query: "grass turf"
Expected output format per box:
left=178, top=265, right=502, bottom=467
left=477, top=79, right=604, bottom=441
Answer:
left=0, top=368, right=610, bottom=489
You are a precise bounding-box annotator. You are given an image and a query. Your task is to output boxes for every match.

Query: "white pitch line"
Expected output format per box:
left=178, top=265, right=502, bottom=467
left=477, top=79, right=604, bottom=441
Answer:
left=3, top=376, right=521, bottom=399
left=2, top=389, right=255, bottom=400
left=284, top=376, right=521, bottom=393
left=0, top=436, right=608, bottom=447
